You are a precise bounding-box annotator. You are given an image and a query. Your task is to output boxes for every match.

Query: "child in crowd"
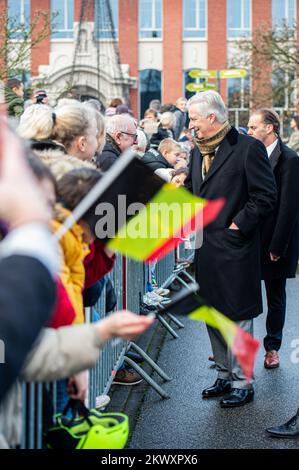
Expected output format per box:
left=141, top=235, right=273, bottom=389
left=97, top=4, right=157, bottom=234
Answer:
left=140, top=108, right=159, bottom=140
left=105, top=98, right=123, bottom=117
left=143, top=138, right=181, bottom=172
left=54, top=168, right=103, bottom=325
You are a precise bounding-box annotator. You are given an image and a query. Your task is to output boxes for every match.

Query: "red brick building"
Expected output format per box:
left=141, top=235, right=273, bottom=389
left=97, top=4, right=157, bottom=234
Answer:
left=2, top=0, right=298, bottom=122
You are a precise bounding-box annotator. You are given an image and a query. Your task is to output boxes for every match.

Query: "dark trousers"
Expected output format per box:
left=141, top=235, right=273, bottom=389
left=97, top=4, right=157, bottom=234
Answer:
left=264, top=278, right=287, bottom=352
left=207, top=319, right=254, bottom=389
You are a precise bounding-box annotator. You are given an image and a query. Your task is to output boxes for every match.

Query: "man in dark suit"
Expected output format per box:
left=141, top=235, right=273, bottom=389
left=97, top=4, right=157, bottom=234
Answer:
left=186, top=91, right=277, bottom=407
left=0, top=124, right=58, bottom=402
left=248, top=109, right=299, bottom=369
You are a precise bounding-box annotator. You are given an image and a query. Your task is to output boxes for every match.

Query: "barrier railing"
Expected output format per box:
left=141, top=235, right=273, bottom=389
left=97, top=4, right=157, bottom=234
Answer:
left=20, top=250, right=179, bottom=449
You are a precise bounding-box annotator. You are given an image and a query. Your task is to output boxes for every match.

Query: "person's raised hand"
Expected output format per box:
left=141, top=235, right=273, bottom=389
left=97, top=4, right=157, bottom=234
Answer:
left=175, top=158, right=187, bottom=170
left=95, top=310, right=154, bottom=342
left=67, top=371, right=88, bottom=401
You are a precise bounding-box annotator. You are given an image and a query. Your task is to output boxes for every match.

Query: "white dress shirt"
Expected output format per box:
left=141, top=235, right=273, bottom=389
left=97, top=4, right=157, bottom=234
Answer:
left=266, top=139, right=278, bottom=158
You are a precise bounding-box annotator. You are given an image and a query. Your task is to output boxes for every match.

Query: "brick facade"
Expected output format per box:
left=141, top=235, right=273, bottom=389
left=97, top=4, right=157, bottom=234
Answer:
left=207, top=0, right=227, bottom=101
left=163, top=0, right=183, bottom=103
left=30, top=0, right=51, bottom=77
left=0, top=0, right=7, bottom=78
left=251, top=0, right=272, bottom=109
left=118, top=0, right=138, bottom=116
left=74, top=0, right=94, bottom=22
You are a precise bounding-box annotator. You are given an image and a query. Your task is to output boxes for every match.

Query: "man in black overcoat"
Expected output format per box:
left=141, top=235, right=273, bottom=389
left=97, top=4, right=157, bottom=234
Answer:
left=185, top=91, right=277, bottom=407
left=248, top=109, right=299, bottom=369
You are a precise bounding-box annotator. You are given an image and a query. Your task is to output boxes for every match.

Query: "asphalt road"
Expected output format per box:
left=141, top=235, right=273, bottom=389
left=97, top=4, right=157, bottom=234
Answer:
left=129, top=277, right=299, bottom=449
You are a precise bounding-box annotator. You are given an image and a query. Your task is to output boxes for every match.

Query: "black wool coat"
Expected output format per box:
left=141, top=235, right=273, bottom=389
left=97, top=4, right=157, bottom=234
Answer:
left=0, top=256, right=56, bottom=402
left=261, top=139, right=299, bottom=280
left=149, top=127, right=175, bottom=149
left=96, top=136, right=121, bottom=172
left=185, top=127, right=277, bottom=321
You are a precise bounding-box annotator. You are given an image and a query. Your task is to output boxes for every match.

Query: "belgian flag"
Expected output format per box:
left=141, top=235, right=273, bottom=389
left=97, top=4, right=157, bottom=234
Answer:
left=55, top=150, right=224, bottom=262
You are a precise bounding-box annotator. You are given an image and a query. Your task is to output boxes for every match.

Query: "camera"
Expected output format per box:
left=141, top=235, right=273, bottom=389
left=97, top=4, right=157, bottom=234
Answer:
left=35, top=92, right=47, bottom=104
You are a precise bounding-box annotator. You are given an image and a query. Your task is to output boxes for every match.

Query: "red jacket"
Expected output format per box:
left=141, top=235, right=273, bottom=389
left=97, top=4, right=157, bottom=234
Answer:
left=48, top=242, right=115, bottom=329
left=84, top=240, right=116, bottom=289
left=47, top=278, right=76, bottom=328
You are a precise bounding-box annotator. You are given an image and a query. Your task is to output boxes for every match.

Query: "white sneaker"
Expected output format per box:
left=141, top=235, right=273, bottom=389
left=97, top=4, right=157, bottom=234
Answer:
left=143, top=292, right=164, bottom=305
left=95, top=394, right=110, bottom=410
left=153, top=287, right=170, bottom=296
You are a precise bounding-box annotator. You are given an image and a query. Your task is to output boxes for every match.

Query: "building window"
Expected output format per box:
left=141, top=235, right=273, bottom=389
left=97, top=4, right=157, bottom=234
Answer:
left=227, top=77, right=250, bottom=108
left=183, top=0, right=206, bottom=38
left=140, top=69, right=161, bottom=117
left=8, top=0, right=30, bottom=38
left=51, top=0, right=74, bottom=38
left=95, top=0, right=118, bottom=39
left=272, top=0, right=296, bottom=28
left=272, top=68, right=295, bottom=109
left=227, top=0, right=251, bottom=38
left=139, top=0, right=162, bottom=39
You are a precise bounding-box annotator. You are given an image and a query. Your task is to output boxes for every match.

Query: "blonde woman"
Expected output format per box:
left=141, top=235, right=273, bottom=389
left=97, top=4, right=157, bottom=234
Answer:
left=18, top=103, right=99, bottom=162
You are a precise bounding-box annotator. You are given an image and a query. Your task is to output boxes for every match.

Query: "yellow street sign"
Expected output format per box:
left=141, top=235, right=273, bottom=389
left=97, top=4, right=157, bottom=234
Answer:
left=186, top=83, right=217, bottom=92
left=219, top=69, right=247, bottom=79
left=189, top=70, right=217, bottom=79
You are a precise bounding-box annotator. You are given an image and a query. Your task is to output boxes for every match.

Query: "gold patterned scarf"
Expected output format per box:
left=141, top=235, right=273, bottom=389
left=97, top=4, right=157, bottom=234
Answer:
left=195, top=121, right=231, bottom=176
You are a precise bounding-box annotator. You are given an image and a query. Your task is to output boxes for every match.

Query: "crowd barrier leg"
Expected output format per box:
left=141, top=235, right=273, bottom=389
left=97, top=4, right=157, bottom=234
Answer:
left=156, top=314, right=179, bottom=339
left=164, top=312, right=185, bottom=329
left=123, top=356, right=170, bottom=399
left=179, top=270, right=195, bottom=283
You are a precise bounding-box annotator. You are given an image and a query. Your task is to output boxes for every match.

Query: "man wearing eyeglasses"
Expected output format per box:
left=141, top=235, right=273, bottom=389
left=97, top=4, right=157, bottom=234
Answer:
left=96, top=114, right=138, bottom=172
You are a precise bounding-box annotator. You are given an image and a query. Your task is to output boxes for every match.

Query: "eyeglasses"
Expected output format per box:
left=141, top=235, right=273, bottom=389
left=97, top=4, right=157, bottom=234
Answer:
left=121, top=131, right=138, bottom=143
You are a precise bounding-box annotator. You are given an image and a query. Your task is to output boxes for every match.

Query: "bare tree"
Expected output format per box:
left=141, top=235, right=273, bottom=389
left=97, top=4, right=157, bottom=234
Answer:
left=231, top=21, right=298, bottom=110
left=0, top=10, right=56, bottom=82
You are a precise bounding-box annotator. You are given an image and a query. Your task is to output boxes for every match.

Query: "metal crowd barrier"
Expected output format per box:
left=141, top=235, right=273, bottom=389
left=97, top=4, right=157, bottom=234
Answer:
left=20, top=251, right=178, bottom=449
left=87, top=255, right=126, bottom=408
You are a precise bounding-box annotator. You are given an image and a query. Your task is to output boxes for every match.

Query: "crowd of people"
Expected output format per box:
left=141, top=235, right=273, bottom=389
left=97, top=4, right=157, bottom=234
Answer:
left=1, top=79, right=299, bottom=447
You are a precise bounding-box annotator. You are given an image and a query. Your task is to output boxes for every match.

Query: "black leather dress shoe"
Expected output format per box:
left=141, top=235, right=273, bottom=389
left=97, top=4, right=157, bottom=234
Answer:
left=220, top=388, right=254, bottom=408
left=266, top=409, right=299, bottom=438
left=202, top=379, right=232, bottom=398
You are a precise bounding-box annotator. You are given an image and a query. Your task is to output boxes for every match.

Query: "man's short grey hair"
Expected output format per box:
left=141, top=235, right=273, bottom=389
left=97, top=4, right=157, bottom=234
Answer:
left=187, top=91, right=228, bottom=123
left=105, top=114, right=137, bottom=135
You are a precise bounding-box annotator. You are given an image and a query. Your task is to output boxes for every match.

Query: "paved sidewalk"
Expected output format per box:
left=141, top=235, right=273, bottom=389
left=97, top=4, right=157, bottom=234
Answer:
left=129, top=277, right=299, bottom=449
